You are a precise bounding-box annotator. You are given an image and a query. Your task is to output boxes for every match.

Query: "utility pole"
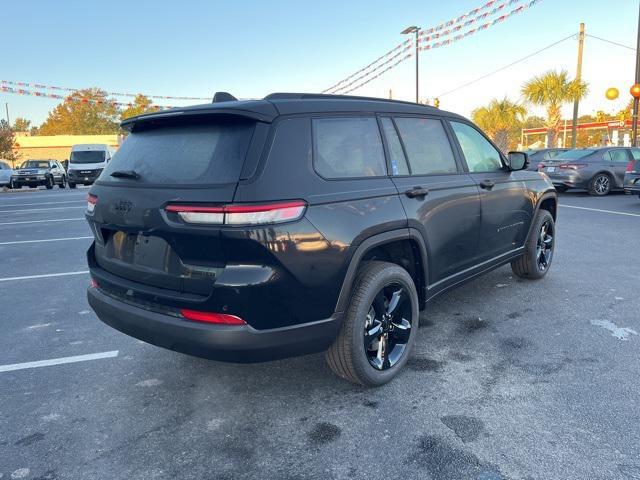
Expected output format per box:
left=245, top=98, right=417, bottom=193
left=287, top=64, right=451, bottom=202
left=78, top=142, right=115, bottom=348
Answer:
left=633, top=3, right=640, bottom=147
left=571, top=23, right=585, bottom=148
left=4, top=103, right=9, bottom=126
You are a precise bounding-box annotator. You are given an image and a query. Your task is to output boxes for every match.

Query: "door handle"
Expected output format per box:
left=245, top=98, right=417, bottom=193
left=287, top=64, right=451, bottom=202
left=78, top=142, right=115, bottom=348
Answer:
left=479, top=180, right=495, bottom=190
left=405, top=186, right=429, bottom=198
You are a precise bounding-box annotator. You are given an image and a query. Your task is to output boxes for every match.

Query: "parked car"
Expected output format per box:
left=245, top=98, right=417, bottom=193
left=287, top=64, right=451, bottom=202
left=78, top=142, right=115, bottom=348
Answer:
left=0, top=161, right=13, bottom=188
left=623, top=148, right=640, bottom=197
left=525, top=148, right=569, bottom=171
left=68, top=144, right=116, bottom=188
left=10, top=159, right=67, bottom=189
left=86, top=93, right=557, bottom=386
left=538, top=147, right=632, bottom=195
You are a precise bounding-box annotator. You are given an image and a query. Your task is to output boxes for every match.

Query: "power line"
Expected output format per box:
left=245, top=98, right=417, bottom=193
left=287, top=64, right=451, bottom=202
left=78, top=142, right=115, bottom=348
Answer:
left=585, top=33, right=636, bottom=52
left=435, top=33, right=574, bottom=97
left=324, top=0, right=525, bottom=94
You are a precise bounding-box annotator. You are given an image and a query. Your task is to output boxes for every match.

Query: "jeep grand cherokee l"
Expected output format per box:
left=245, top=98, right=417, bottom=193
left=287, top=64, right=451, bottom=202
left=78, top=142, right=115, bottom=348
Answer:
left=86, top=92, right=557, bottom=386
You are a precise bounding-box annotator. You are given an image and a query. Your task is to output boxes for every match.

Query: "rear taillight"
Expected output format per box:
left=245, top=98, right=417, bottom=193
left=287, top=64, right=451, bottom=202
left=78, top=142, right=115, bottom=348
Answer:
left=180, top=309, right=246, bottom=325
left=87, top=194, right=98, bottom=214
left=538, top=162, right=545, bottom=169
left=90, top=278, right=99, bottom=288
left=626, top=160, right=635, bottom=173
left=165, top=201, right=306, bottom=226
left=559, top=163, right=587, bottom=170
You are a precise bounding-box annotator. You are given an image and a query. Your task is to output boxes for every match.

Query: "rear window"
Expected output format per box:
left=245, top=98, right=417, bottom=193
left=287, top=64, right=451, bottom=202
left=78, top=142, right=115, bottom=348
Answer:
left=312, top=117, right=386, bottom=178
left=70, top=151, right=106, bottom=164
left=102, top=120, right=255, bottom=185
left=555, top=149, right=597, bottom=160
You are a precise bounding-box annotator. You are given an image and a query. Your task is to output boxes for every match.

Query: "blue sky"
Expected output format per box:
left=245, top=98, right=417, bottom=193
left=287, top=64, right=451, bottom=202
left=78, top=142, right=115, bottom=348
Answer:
left=2, top=0, right=639, bottom=125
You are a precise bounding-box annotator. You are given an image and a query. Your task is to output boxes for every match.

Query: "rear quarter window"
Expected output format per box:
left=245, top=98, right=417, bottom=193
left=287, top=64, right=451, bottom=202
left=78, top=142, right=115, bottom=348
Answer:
left=102, top=119, right=255, bottom=185
left=312, top=117, right=387, bottom=178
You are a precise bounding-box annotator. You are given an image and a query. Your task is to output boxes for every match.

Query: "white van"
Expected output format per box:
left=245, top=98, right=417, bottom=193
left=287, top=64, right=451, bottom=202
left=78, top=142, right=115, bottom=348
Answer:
left=67, top=144, right=116, bottom=188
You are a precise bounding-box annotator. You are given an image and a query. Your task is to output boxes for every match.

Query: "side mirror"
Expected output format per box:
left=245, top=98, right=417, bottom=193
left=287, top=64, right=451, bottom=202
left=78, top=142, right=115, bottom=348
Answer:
left=507, top=151, right=528, bottom=171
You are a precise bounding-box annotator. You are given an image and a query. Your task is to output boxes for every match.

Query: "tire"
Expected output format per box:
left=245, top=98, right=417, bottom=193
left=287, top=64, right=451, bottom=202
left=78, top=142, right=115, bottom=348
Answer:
left=555, top=185, right=569, bottom=193
left=9, top=179, right=16, bottom=190
left=45, top=176, right=54, bottom=189
left=69, top=182, right=76, bottom=189
left=325, top=261, right=419, bottom=387
left=511, top=209, right=555, bottom=280
left=59, top=176, right=67, bottom=188
left=589, top=173, right=611, bottom=196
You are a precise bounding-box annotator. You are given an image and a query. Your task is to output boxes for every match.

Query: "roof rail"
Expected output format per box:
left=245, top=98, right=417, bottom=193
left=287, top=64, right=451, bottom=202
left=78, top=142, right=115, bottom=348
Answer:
left=264, top=92, right=427, bottom=107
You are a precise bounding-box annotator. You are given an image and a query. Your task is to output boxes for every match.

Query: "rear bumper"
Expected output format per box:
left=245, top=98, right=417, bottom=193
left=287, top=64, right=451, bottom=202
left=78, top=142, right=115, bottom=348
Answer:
left=87, top=286, right=342, bottom=363
left=624, top=174, right=640, bottom=194
left=545, top=172, right=588, bottom=189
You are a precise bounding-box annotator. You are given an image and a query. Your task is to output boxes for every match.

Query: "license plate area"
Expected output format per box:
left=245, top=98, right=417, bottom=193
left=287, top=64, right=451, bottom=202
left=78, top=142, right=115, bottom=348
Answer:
left=546, top=167, right=556, bottom=173
left=107, top=231, right=177, bottom=271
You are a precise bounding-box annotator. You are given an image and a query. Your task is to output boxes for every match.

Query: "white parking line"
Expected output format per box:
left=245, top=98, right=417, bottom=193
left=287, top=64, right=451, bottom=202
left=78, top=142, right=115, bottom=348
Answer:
left=0, top=206, right=86, bottom=213
left=0, top=218, right=85, bottom=225
left=0, top=236, right=93, bottom=245
left=0, top=351, right=119, bottom=373
left=560, top=204, right=640, bottom=217
left=0, top=192, right=87, bottom=200
left=0, top=200, right=85, bottom=207
left=0, top=271, right=89, bottom=282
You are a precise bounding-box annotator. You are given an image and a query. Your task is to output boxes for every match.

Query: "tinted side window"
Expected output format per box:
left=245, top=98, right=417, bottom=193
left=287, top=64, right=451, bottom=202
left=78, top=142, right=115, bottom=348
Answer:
left=312, top=117, right=386, bottom=178
left=394, top=117, right=457, bottom=175
left=608, top=149, right=628, bottom=163
left=450, top=121, right=503, bottom=173
left=631, top=148, right=640, bottom=160
left=380, top=117, right=410, bottom=176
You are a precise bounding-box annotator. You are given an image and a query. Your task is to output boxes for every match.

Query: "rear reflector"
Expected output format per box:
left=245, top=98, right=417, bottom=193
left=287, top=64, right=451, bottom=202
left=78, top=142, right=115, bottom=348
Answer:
left=87, top=194, right=98, bottom=214
left=90, top=278, right=99, bottom=288
left=166, top=201, right=306, bottom=226
left=180, top=309, right=246, bottom=325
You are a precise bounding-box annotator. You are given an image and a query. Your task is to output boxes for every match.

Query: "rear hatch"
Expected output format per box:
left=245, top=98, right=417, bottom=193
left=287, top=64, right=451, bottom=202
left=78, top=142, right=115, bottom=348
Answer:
left=87, top=113, right=269, bottom=302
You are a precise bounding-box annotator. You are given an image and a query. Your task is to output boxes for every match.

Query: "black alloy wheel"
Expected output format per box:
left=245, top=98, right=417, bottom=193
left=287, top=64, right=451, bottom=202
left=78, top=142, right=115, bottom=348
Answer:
left=364, top=284, right=413, bottom=371
left=536, top=219, right=554, bottom=272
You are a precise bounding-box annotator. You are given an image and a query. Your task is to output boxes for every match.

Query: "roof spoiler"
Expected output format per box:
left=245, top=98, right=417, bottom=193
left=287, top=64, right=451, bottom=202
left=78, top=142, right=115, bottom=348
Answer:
left=212, top=92, right=238, bottom=103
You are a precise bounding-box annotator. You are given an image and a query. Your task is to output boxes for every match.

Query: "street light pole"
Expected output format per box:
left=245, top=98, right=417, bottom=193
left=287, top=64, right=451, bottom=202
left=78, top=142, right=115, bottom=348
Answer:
left=401, top=26, right=421, bottom=103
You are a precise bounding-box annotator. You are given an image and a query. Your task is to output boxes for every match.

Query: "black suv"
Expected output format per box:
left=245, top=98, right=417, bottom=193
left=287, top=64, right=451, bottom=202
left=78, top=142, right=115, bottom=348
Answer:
left=86, top=93, right=557, bottom=386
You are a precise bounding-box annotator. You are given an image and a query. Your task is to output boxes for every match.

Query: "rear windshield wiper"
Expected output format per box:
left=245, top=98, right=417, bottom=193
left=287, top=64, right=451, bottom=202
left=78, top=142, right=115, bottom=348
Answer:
left=110, top=170, right=140, bottom=180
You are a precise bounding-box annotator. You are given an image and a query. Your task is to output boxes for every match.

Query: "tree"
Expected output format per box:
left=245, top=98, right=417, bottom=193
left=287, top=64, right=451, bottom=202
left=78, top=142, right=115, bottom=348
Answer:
left=120, top=94, right=158, bottom=121
left=0, top=120, right=21, bottom=167
left=38, top=88, right=119, bottom=135
left=12, top=117, right=31, bottom=132
left=521, top=70, right=588, bottom=148
left=472, top=98, right=526, bottom=152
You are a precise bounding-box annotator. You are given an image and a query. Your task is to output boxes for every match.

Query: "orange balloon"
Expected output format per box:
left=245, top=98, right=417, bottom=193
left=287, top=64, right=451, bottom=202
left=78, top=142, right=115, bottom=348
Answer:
left=605, top=87, right=619, bottom=100
left=631, top=84, right=640, bottom=99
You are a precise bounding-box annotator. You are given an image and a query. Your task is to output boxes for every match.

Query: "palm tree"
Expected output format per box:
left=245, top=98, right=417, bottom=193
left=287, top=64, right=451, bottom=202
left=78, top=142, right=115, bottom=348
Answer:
left=472, top=98, right=526, bottom=152
left=521, top=70, right=588, bottom=148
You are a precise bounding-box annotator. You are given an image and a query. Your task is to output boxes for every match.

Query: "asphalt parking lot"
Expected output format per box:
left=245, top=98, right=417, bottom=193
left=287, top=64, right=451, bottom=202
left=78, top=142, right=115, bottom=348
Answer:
left=0, top=186, right=639, bottom=480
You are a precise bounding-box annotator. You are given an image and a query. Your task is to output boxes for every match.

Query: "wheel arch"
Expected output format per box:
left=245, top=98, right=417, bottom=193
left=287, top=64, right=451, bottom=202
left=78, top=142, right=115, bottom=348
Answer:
left=537, top=191, right=557, bottom=220
left=591, top=170, right=619, bottom=188
left=335, top=229, right=429, bottom=314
